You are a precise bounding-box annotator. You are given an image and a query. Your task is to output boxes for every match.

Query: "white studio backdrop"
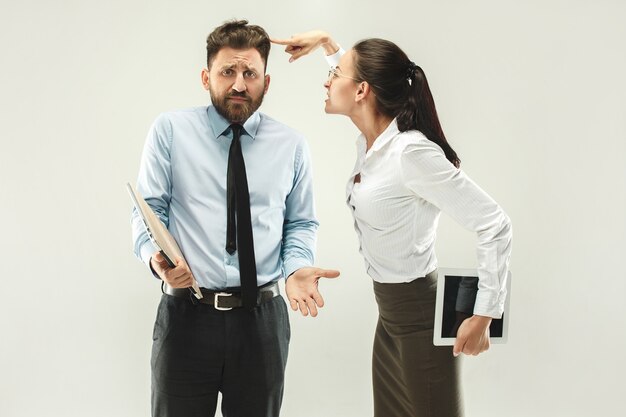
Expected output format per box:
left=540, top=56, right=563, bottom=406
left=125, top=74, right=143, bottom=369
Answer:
left=1, top=0, right=625, bottom=416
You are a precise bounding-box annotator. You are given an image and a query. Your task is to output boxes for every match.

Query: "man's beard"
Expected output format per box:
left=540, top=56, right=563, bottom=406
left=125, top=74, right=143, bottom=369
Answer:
left=210, top=87, right=265, bottom=123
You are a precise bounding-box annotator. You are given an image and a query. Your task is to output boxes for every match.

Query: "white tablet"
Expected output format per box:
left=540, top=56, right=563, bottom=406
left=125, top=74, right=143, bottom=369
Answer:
left=433, top=268, right=511, bottom=346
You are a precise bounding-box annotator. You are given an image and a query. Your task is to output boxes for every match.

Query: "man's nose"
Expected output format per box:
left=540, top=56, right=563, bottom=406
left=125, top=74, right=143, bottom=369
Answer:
left=232, top=73, right=247, bottom=92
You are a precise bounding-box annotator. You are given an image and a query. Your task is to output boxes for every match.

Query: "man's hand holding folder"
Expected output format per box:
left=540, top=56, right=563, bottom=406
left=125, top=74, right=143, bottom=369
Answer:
left=127, top=182, right=203, bottom=299
left=151, top=252, right=195, bottom=289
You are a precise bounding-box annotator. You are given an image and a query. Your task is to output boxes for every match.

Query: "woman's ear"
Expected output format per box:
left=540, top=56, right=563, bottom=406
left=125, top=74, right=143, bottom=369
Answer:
left=355, top=81, right=371, bottom=103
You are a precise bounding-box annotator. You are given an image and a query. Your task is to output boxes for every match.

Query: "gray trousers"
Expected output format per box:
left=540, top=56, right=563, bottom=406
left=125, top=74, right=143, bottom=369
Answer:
left=151, top=293, right=290, bottom=417
left=372, top=271, right=463, bottom=417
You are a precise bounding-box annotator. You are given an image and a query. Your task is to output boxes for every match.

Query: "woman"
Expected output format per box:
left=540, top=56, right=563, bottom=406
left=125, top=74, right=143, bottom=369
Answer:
left=272, top=31, right=512, bottom=417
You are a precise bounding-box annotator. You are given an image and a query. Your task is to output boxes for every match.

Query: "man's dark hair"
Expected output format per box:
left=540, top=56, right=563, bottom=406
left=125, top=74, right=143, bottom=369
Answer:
left=206, top=19, right=271, bottom=71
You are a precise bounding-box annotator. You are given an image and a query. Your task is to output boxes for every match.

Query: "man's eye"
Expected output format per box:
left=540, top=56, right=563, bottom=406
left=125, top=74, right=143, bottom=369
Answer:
left=245, top=71, right=257, bottom=78
left=222, top=69, right=233, bottom=76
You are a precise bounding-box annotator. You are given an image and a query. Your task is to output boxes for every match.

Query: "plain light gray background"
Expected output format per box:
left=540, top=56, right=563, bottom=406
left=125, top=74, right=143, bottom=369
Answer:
left=1, top=0, right=625, bottom=416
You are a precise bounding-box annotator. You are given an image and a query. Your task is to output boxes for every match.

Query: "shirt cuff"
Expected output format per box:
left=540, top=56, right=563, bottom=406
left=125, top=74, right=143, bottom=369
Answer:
left=325, top=46, right=345, bottom=68
left=139, top=240, right=162, bottom=280
left=473, top=290, right=506, bottom=319
left=283, top=258, right=312, bottom=280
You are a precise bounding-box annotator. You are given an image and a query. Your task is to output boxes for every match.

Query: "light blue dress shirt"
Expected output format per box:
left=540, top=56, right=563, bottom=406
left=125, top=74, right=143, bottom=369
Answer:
left=131, top=105, right=318, bottom=290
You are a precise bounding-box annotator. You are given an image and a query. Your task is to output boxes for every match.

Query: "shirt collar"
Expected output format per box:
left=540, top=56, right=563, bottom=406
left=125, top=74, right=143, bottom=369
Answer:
left=207, top=105, right=261, bottom=140
left=356, top=118, right=400, bottom=159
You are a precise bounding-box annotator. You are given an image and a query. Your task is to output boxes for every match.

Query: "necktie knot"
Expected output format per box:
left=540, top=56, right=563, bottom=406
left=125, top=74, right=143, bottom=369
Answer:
left=230, top=124, right=243, bottom=140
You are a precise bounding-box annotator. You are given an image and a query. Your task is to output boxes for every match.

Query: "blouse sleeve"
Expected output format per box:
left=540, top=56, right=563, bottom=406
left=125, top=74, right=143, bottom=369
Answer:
left=324, top=46, right=345, bottom=68
left=400, top=139, right=512, bottom=318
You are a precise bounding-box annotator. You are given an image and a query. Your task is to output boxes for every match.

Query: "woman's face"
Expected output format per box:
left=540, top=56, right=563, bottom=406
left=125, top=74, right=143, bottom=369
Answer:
left=324, top=49, right=360, bottom=116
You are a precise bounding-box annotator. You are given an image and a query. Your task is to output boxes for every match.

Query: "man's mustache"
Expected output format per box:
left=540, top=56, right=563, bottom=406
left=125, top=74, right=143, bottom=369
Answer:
left=228, top=91, right=251, bottom=100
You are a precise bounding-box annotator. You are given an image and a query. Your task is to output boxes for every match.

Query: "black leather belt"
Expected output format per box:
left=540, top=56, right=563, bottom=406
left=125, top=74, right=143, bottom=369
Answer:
left=163, top=281, right=280, bottom=310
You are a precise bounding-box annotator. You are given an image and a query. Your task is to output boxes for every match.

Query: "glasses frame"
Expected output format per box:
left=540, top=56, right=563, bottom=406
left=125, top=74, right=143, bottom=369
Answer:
left=327, top=67, right=361, bottom=84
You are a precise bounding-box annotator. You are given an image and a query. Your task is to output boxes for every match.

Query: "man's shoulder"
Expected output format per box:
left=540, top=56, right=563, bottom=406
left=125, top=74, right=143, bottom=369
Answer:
left=147, top=107, right=210, bottom=143
left=155, top=106, right=208, bottom=123
left=257, top=112, right=306, bottom=143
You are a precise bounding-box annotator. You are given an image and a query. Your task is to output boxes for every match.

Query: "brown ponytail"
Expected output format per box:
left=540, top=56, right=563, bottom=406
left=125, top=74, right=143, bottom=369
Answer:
left=353, top=39, right=460, bottom=168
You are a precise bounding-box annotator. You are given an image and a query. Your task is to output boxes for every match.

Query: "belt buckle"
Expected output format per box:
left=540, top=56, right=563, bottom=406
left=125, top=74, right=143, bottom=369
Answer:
left=214, top=292, right=233, bottom=311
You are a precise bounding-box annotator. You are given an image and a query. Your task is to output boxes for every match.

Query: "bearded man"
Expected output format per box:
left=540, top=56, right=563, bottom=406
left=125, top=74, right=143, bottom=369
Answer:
left=131, top=19, right=339, bottom=417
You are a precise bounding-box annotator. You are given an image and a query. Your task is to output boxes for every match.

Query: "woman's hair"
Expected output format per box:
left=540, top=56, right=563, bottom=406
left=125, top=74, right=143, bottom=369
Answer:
left=352, top=38, right=460, bottom=168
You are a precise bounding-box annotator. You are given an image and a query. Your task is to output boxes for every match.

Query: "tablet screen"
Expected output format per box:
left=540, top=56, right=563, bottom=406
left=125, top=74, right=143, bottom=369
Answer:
left=433, top=268, right=511, bottom=346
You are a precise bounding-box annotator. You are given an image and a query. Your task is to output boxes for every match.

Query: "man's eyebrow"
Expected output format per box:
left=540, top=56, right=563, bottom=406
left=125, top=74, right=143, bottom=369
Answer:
left=219, top=62, right=258, bottom=71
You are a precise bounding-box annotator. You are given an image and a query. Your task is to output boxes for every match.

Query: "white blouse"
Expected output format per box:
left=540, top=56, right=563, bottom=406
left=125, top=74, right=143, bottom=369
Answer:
left=326, top=50, right=512, bottom=318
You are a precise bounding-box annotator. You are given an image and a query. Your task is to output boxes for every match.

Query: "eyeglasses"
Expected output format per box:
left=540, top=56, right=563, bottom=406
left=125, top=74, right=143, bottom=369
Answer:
left=327, top=67, right=361, bottom=84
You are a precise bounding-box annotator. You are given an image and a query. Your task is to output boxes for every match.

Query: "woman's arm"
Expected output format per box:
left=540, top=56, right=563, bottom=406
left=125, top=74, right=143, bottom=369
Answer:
left=271, top=30, right=341, bottom=62
left=401, top=140, right=513, bottom=356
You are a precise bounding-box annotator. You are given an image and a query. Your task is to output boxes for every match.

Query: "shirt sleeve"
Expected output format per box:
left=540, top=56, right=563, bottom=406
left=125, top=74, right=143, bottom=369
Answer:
left=131, top=113, right=173, bottom=271
left=324, top=46, right=345, bottom=68
left=400, top=140, right=512, bottom=318
left=281, top=139, right=319, bottom=278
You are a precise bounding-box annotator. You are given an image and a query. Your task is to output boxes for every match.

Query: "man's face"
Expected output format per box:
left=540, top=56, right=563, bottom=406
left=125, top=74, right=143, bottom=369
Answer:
left=202, top=47, right=270, bottom=123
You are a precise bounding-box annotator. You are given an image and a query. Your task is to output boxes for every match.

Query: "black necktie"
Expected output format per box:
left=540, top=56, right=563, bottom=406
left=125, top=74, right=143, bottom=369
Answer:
left=226, top=124, right=258, bottom=309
